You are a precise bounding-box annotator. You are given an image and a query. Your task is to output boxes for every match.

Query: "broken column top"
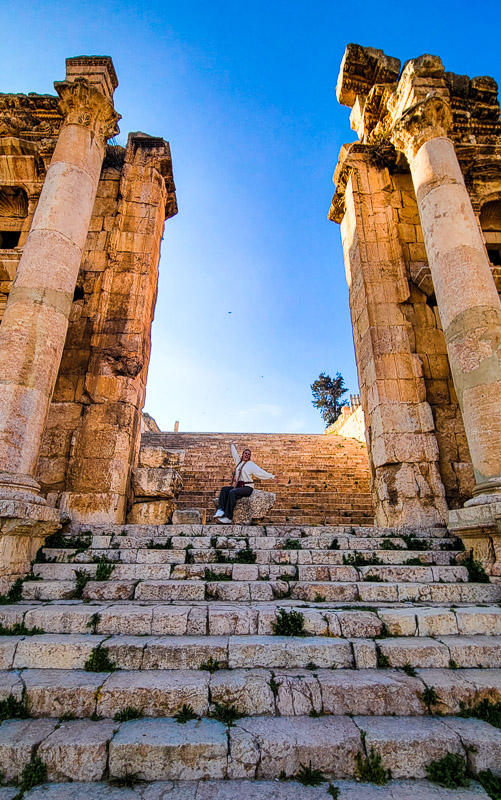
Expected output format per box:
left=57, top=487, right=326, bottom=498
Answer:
left=65, top=55, right=118, bottom=99
left=336, top=43, right=401, bottom=107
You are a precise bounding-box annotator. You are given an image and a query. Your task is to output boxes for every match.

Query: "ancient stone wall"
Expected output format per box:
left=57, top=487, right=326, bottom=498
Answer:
left=0, top=58, right=177, bottom=533
left=330, top=45, right=501, bottom=531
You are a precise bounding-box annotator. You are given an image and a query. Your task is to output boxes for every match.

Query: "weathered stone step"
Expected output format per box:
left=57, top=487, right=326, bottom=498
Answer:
left=22, top=578, right=501, bottom=604
left=5, top=666, right=501, bottom=720
left=0, top=714, right=499, bottom=782
left=0, top=779, right=491, bottom=800
left=66, top=523, right=451, bottom=540
left=6, top=602, right=501, bottom=637
left=32, top=562, right=469, bottom=584
left=44, top=546, right=461, bottom=566
left=3, top=633, right=501, bottom=671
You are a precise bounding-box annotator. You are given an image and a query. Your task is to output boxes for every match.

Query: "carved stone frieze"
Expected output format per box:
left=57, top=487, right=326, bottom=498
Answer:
left=0, top=93, right=63, bottom=140
left=54, top=78, right=120, bottom=143
left=391, top=94, right=453, bottom=161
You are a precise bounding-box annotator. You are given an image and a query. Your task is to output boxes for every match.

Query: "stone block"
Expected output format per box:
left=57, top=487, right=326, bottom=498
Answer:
left=208, top=605, right=258, bottom=636
left=141, top=636, right=228, bottom=670
left=0, top=718, right=56, bottom=781
left=39, top=719, right=116, bottom=781
left=109, top=718, right=227, bottom=780
left=210, top=669, right=275, bottom=715
left=139, top=446, right=185, bottom=468
left=273, top=670, right=322, bottom=716
left=98, top=670, right=210, bottom=717
left=233, top=490, right=276, bottom=524
left=228, top=635, right=353, bottom=669
left=127, top=500, right=174, bottom=524
left=319, top=669, right=423, bottom=716
left=172, top=509, right=206, bottom=524
left=132, top=467, right=182, bottom=499
left=439, top=635, right=501, bottom=668
left=415, top=609, right=458, bottom=636
left=24, top=669, right=105, bottom=717
left=13, top=634, right=106, bottom=670
left=377, top=637, right=449, bottom=668
left=229, top=716, right=361, bottom=779
left=0, top=670, right=23, bottom=701
left=354, top=716, right=462, bottom=778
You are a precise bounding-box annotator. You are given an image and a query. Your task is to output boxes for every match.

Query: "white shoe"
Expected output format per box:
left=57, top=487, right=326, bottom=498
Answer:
left=217, top=516, right=231, bottom=524
left=213, top=509, right=224, bottom=518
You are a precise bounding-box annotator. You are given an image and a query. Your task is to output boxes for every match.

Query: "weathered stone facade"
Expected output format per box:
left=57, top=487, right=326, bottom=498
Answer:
left=330, top=45, right=501, bottom=555
left=0, top=56, right=176, bottom=586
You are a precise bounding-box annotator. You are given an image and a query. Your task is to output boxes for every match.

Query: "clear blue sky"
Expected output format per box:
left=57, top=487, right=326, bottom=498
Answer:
left=2, top=1, right=500, bottom=433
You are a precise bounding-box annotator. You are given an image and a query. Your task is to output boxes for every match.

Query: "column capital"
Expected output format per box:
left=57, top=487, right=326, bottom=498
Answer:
left=54, top=77, right=121, bottom=144
left=391, top=93, right=453, bottom=162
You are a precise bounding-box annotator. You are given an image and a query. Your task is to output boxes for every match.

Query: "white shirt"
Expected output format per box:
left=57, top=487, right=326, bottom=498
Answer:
left=231, top=444, right=275, bottom=487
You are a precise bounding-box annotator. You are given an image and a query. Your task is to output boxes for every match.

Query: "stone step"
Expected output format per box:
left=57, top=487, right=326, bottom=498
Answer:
left=0, top=780, right=491, bottom=800
left=65, top=523, right=452, bottom=539
left=4, top=666, right=501, bottom=720
left=0, top=714, right=499, bottom=782
left=3, top=633, right=501, bottom=671
left=21, top=578, right=501, bottom=604
left=44, top=546, right=461, bottom=565
left=6, top=602, right=501, bottom=638
left=31, top=562, right=469, bottom=584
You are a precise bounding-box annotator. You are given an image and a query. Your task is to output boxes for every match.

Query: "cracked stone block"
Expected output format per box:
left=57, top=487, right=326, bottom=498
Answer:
left=228, top=636, right=353, bottom=669
left=151, top=606, right=190, bottom=636
left=83, top=581, right=136, bottom=601
left=25, top=782, right=198, bottom=799
left=415, top=609, right=458, bottom=636
left=210, top=669, right=275, bottom=715
left=319, top=669, right=423, bottom=716
left=0, top=718, right=56, bottom=781
left=0, top=638, right=19, bottom=669
left=197, top=780, right=340, bottom=799
left=13, top=634, right=106, bottom=670
left=142, top=636, right=228, bottom=670
left=354, top=716, right=462, bottom=778
left=24, top=669, right=105, bottom=717
left=292, top=582, right=358, bottom=602
left=24, top=604, right=107, bottom=635
left=443, top=717, right=501, bottom=775
left=352, top=639, right=378, bottom=669
left=208, top=605, right=258, bottom=636
left=337, top=611, right=382, bottom=638
left=417, top=668, right=478, bottom=714
left=439, top=635, right=501, bottom=668
left=229, top=716, right=361, bottom=779
left=376, top=609, right=417, bottom=637
left=109, top=718, right=227, bottom=780
left=273, top=670, right=322, bottom=716
left=456, top=608, right=501, bottom=636
left=0, top=671, right=23, bottom=706
left=136, top=581, right=206, bottom=601
left=96, top=605, right=154, bottom=635
left=459, top=668, right=501, bottom=704
left=377, top=637, right=449, bottom=668
left=22, top=581, right=76, bottom=601
left=39, top=719, right=116, bottom=781
left=98, top=669, right=209, bottom=717
left=358, top=583, right=399, bottom=603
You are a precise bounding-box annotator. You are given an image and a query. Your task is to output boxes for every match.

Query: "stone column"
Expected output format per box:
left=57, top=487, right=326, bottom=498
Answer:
left=392, top=94, right=501, bottom=562
left=0, top=56, right=119, bottom=587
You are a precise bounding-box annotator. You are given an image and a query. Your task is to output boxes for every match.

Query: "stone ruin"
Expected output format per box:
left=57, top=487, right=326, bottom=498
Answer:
left=330, top=44, right=501, bottom=569
left=1, top=50, right=501, bottom=797
left=0, top=56, right=177, bottom=587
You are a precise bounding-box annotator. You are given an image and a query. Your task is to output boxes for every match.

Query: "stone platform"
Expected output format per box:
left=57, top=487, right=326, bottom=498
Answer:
left=0, top=521, right=500, bottom=795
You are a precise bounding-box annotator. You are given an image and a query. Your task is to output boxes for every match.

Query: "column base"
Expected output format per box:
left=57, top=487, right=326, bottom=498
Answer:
left=449, top=501, right=501, bottom=572
left=0, top=497, right=62, bottom=593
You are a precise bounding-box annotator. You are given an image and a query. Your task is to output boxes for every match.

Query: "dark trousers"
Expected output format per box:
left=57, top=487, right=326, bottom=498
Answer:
left=217, top=485, right=253, bottom=520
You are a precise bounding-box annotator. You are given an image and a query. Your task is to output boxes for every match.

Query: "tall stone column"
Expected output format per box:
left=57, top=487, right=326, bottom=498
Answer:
left=392, top=94, right=501, bottom=562
left=0, top=57, right=120, bottom=587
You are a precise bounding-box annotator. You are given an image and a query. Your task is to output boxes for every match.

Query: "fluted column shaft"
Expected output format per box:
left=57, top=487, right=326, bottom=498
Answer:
left=0, top=63, right=119, bottom=499
left=393, top=96, right=501, bottom=502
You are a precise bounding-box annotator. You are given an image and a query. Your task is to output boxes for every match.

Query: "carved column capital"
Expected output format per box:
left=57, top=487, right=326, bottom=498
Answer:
left=391, top=94, right=453, bottom=162
left=54, top=77, right=121, bottom=143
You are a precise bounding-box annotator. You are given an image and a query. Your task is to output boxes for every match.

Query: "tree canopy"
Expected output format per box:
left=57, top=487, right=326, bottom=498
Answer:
left=311, top=372, right=348, bottom=426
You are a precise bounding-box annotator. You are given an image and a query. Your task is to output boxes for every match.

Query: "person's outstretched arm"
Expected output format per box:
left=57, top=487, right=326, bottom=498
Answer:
left=249, top=463, right=277, bottom=481
left=229, top=440, right=240, bottom=466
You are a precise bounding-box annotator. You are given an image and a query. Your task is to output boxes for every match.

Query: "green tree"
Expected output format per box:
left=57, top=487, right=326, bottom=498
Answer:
left=311, top=372, right=348, bottom=426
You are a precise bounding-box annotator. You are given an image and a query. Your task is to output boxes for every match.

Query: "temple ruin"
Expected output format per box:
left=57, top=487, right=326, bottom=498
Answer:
left=330, top=44, right=501, bottom=567
left=0, top=50, right=501, bottom=796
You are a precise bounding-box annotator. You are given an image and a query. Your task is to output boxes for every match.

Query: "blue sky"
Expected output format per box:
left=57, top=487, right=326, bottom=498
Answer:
left=2, top=1, right=500, bottom=433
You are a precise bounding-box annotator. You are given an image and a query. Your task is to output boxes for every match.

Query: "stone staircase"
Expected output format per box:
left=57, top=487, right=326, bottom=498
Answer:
left=142, top=432, right=374, bottom=526
left=1, top=523, right=501, bottom=798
